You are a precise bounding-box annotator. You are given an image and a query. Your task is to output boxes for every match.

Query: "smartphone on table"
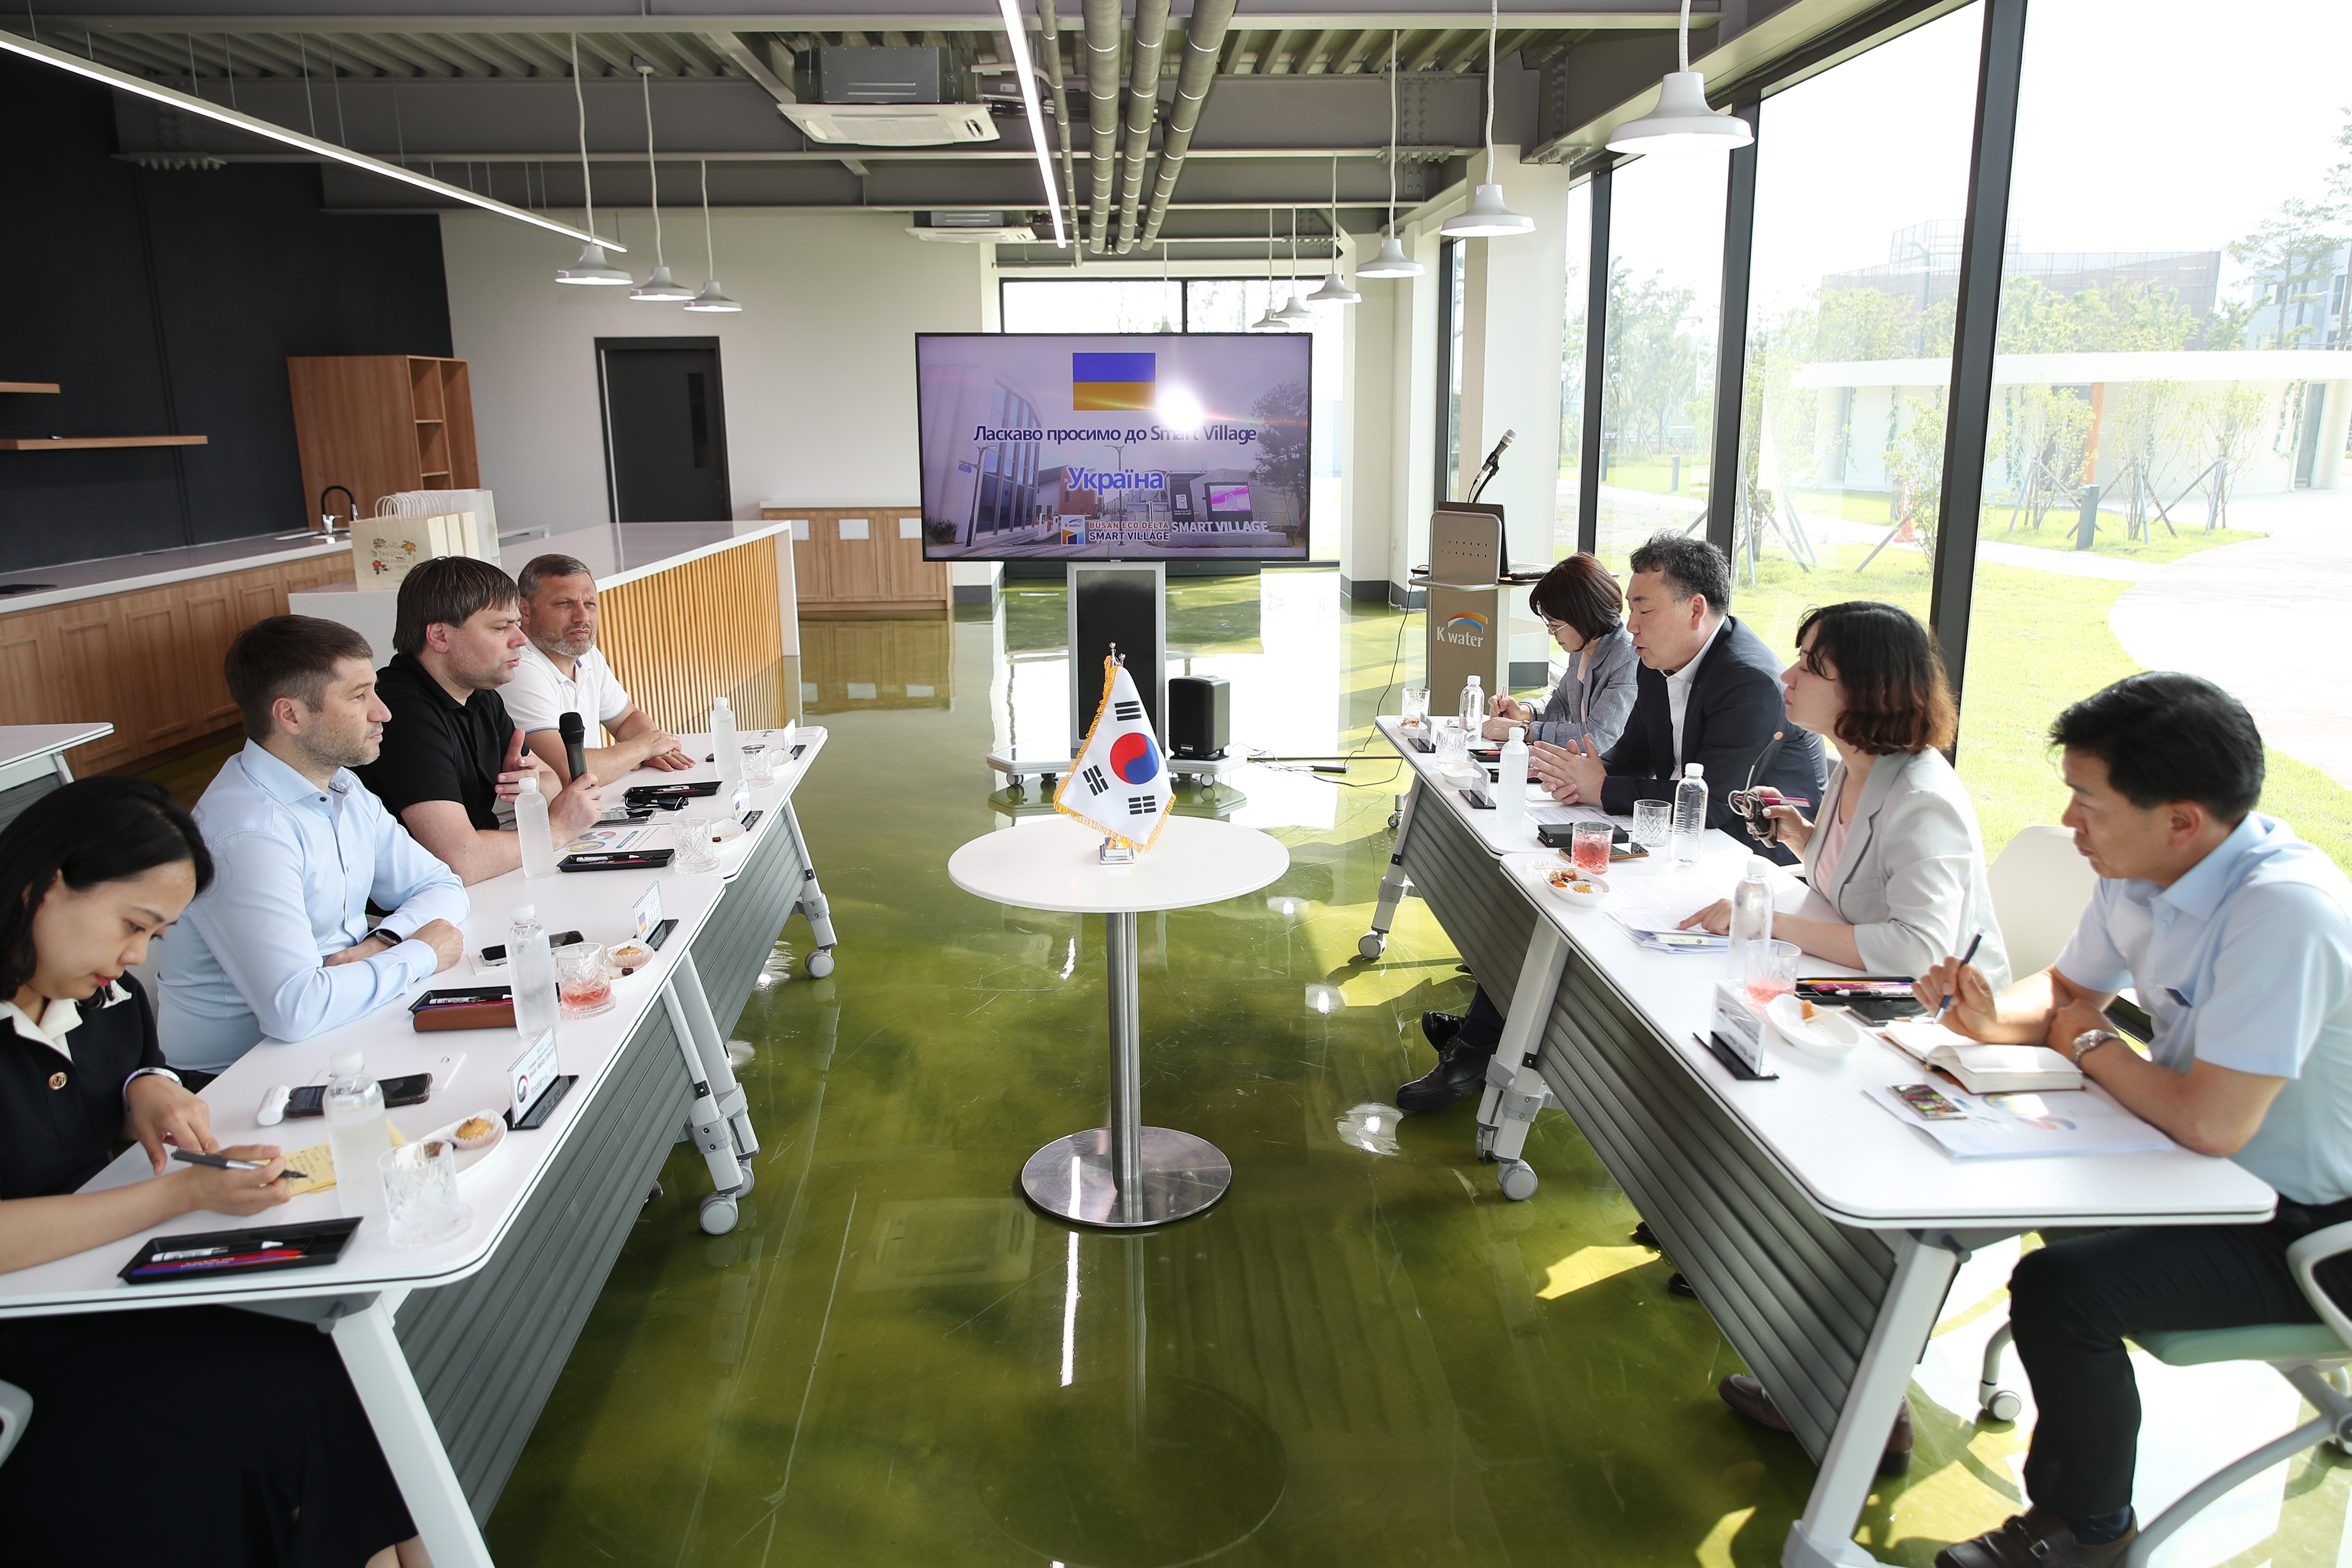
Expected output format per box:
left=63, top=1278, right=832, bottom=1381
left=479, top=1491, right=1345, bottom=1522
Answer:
left=285, top=1073, right=433, bottom=1117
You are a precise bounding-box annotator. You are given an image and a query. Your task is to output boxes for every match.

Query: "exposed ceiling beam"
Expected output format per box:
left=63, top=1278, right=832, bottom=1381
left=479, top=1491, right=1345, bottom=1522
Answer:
left=179, top=146, right=1463, bottom=163
left=698, top=28, right=795, bottom=101
left=55, top=9, right=1719, bottom=36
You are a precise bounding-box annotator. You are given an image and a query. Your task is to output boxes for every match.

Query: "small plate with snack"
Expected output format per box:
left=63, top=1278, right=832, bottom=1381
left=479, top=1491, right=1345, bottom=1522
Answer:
left=416, top=1110, right=508, bottom=1179
left=1541, top=867, right=1612, bottom=908
left=1765, top=993, right=1865, bottom=1056
left=608, top=941, right=654, bottom=976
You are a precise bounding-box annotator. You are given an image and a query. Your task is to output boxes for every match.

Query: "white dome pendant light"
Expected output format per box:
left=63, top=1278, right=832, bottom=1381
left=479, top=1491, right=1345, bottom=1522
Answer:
left=1274, top=209, right=1316, bottom=326
left=1249, top=210, right=1284, bottom=331
left=1306, top=156, right=1362, bottom=305
left=555, top=35, right=630, bottom=284
left=1357, top=33, right=1425, bottom=279
left=1606, top=0, right=1754, bottom=155
left=683, top=159, right=742, bottom=312
left=629, top=60, right=693, bottom=301
left=1440, top=0, right=1534, bottom=239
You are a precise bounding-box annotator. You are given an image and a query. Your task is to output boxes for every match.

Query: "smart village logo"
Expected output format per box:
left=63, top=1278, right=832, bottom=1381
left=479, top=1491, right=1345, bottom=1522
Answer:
left=1436, top=612, right=1490, bottom=649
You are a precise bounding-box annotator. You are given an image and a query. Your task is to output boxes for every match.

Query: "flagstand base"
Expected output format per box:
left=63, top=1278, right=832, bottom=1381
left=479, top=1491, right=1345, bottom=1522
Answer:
left=1020, top=1128, right=1232, bottom=1228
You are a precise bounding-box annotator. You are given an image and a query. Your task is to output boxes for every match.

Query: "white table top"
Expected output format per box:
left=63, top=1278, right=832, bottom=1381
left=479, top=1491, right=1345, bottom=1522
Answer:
left=1377, top=722, right=2276, bottom=1232
left=948, top=814, right=1290, bottom=915
left=0, top=729, right=828, bottom=1317
left=1381, top=715, right=1652, bottom=859
left=0, top=723, right=112, bottom=771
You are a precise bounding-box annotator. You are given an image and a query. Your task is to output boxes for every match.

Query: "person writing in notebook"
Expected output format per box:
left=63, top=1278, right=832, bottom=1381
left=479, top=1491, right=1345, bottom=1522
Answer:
left=1479, top=552, right=1637, bottom=749
left=1920, top=673, right=2352, bottom=1568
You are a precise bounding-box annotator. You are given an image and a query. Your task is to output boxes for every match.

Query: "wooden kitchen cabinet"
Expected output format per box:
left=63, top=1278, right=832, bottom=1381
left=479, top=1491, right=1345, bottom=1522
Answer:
left=760, top=505, right=950, bottom=615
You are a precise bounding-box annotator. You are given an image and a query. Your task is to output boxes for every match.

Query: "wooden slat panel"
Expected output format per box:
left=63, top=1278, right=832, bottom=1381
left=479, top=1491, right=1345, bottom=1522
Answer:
left=594, top=534, right=784, bottom=737
left=760, top=505, right=948, bottom=615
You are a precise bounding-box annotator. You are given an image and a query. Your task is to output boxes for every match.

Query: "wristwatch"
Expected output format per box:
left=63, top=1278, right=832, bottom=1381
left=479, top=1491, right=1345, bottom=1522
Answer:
left=2070, top=1028, right=2123, bottom=1067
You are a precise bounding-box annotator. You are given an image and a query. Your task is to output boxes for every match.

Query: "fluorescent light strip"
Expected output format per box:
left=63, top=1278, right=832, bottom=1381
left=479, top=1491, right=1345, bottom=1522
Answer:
left=994, top=0, right=1067, bottom=247
left=0, top=27, right=623, bottom=252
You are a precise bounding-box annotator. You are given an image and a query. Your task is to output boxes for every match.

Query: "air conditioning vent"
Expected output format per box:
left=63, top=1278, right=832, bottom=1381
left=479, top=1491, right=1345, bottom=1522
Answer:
left=906, top=212, right=1037, bottom=242
left=781, top=103, right=999, bottom=147
left=812, top=45, right=943, bottom=104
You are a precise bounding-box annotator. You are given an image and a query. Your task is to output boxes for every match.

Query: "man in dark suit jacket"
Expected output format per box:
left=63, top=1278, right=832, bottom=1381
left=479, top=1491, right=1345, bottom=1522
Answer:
left=1398, top=533, right=1827, bottom=1114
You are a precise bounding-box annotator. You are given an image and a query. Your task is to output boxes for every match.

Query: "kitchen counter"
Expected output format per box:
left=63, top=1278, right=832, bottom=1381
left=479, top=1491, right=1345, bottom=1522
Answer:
left=0, top=531, right=345, bottom=616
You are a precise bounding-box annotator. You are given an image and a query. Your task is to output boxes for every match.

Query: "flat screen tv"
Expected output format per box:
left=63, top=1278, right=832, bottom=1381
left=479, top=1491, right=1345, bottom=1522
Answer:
left=916, top=333, right=1312, bottom=562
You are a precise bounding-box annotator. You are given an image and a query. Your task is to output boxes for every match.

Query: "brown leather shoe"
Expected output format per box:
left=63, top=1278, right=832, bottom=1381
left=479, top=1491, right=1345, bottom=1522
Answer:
left=1718, top=1375, right=1914, bottom=1475
left=1934, top=1508, right=2137, bottom=1568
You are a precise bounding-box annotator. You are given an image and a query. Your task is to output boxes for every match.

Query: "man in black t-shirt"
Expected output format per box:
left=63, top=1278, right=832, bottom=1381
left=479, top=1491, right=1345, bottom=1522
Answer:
left=357, top=557, right=603, bottom=884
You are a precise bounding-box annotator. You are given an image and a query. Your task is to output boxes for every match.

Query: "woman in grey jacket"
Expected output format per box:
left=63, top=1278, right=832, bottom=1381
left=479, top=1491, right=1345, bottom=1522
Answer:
left=1481, top=552, right=1639, bottom=751
left=1683, top=600, right=2010, bottom=986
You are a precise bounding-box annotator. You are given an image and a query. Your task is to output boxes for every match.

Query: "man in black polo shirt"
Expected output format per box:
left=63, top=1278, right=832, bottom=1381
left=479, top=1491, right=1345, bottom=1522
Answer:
left=359, top=556, right=604, bottom=885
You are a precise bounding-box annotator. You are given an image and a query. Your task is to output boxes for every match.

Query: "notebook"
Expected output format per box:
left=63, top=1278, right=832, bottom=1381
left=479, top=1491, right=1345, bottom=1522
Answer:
left=1878, top=1019, right=2083, bottom=1093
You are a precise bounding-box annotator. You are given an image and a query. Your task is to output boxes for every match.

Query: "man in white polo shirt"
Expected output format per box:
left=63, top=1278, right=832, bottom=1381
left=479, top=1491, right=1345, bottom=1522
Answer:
left=506, top=553, right=694, bottom=784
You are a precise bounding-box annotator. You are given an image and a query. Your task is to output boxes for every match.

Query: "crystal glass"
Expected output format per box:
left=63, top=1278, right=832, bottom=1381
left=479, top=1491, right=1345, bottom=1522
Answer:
left=1631, top=799, right=1674, bottom=852
left=740, top=741, right=777, bottom=786
left=379, top=1140, right=471, bottom=1248
left=674, top=815, right=722, bottom=874
left=555, top=941, right=615, bottom=1018
left=1400, top=686, right=1431, bottom=729
left=1743, top=938, right=1801, bottom=1012
left=1434, top=721, right=1470, bottom=766
left=1570, top=820, right=1615, bottom=879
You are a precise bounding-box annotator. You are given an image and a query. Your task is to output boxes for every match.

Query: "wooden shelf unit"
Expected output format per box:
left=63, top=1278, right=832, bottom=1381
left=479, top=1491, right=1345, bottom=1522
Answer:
left=0, top=382, right=62, bottom=395
left=0, top=435, right=207, bottom=451
left=288, top=355, right=478, bottom=525
left=761, top=505, right=951, bottom=615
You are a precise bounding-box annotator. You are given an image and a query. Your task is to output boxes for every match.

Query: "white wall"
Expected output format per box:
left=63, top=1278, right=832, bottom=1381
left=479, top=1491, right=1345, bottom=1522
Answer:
left=439, top=210, right=990, bottom=535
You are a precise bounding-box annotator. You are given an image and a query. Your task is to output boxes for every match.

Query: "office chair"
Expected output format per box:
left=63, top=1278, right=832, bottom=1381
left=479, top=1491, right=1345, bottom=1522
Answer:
left=1972, top=1221, right=2352, bottom=1568
left=1987, top=824, right=2099, bottom=980
left=0, top=1378, right=29, bottom=1468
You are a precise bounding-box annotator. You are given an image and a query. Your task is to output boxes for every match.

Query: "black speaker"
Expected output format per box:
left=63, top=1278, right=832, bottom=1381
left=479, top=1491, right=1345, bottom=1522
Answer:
left=1168, top=675, right=1230, bottom=760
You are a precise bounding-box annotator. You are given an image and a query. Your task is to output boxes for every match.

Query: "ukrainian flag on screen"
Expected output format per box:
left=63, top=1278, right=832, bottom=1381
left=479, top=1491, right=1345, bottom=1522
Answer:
left=1073, top=352, right=1156, bottom=412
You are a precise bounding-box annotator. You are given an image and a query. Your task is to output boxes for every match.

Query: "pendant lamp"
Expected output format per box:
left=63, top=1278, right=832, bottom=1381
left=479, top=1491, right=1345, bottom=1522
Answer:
left=1249, top=211, right=1284, bottom=331
left=629, top=63, right=693, bottom=301
left=1306, top=156, right=1362, bottom=305
left=681, top=159, right=742, bottom=312
left=555, top=36, right=630, bottom=284
left=1356, top=35, right=1425, bottom=280
left=1273, top=210, right=1316, bottom=325
left=1605, top=0, right=1753, bottom=155
left=1440, top=0, right=1533, bottom=239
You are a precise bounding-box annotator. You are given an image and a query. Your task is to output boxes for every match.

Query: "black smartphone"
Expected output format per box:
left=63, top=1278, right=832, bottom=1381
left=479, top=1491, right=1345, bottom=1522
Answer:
left=285, top=1073, right=432, bottom=1118
left=624, top=781, right=721, bottom=802
left=560, top=850, right=677, bottom=872
left=1535, top=822, right=1633, bottom=851
left=1845, top=994, right=1929, bottom=1024
left=476, top=931, right=581, bottom=966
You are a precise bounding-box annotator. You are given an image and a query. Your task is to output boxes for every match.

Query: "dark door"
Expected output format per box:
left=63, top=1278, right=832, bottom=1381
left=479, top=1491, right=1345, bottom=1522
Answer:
left=596, top=338, right=733, bottom=521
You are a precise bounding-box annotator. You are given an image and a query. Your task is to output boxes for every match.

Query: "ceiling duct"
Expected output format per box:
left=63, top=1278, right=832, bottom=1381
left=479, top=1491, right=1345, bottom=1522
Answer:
left=1139, top=0, right=1238, bottom=248
left=1081, top=0, right=1122, bottom=253
left=1113, top=0, right=1169, bottom=253
left=780, top=45, right=1000, bottom=147
left=1036, top=0, right=1081, bottom=242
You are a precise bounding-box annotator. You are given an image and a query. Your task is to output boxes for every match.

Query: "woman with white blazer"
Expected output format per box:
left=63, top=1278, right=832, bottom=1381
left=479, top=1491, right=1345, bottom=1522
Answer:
left=1682, top=600, right=2010, bottom=988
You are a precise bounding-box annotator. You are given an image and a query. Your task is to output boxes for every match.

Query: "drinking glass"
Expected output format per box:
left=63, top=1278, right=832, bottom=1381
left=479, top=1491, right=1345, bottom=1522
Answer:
left=379, top=1141, right=471, bottom=1248
left=1400, top=686, right=1431, bottom=729
left=1631, top=799, right=1674, bottom=853
left=1570, top=820, right=1615, bottom=879
left=674, top=816, right=722, bottom=874
left=740, top=742, right=776, bottom=786
left=555, top=942, right=615, bottom=1018
left=1435, top=721, right=1470, bottom=767
left=1744, top=939, right=1801, bottom=1012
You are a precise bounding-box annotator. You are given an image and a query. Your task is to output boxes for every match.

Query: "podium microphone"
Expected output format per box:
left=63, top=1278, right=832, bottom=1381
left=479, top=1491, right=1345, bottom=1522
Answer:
left=1468, top=428, right=1517, bottom=503
left=558, top=712, right=587, bottom=782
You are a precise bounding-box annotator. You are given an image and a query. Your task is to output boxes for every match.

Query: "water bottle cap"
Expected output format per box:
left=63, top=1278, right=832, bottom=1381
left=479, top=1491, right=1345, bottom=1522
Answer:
left=1747, top=856, right=1774, bottom=878
left=713, top=696, right=732, bottom=712
left=1507, top=726, right=1524, bottom=744
left=515, top=771, right=539, bottom=793
left=511, top=903, right=537, bottom=922
left=329, top=1048, right=363, bottom=1077
left=1685, top=762, right=1704, bottom=777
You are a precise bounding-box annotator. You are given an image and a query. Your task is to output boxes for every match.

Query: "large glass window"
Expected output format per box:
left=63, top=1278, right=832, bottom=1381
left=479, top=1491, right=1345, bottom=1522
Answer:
left=1728, top=8, right=1982, bottom=654
left=1594, top=154, right=1726, bottom=565
left=1438, top=239, right=1468, bottom=503
left=1957, top=0, right=2352, bottom=868
left=1556, top=183, right=1592, bottom=555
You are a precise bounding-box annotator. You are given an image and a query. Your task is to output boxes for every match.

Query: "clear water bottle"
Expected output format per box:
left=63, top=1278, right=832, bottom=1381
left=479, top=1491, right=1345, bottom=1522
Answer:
left=1495, top=725, right=1529, bottom=822
left=1729, top=855, right=1775, bottom=974
left=1672, top=762, right=1708, bottom=863
left=508, top=903, right=562, bottom=1054
left=513, top=771, right=558, bottom=879
left=324, top=1048, right=390, bottom=1221
left=711, top=695, right=743, bottom=786
left=1457, top=675, right=1485, bottom=738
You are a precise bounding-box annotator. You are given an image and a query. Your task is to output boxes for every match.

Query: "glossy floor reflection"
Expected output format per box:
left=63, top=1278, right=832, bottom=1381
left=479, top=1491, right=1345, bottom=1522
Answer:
left=482, top=572, right=2352, bottom=1568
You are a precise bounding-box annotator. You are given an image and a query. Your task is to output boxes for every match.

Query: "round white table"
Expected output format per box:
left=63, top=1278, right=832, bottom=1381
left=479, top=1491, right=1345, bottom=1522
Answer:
left=947, top=814, right=1290, bottom=1227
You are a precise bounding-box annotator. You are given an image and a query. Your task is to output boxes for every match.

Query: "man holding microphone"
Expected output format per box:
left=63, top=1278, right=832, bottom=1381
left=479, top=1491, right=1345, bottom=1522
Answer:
left=505, top=553, right=693, bottom=785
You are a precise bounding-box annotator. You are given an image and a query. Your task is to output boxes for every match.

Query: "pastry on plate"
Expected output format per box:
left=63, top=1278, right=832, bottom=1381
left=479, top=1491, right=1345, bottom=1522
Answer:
left=452, top=1115, right=500, bottom=1150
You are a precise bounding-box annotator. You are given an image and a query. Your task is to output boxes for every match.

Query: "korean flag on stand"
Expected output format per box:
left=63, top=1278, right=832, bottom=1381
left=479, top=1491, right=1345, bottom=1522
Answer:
left=1055, top=656, right=1173, bottom=850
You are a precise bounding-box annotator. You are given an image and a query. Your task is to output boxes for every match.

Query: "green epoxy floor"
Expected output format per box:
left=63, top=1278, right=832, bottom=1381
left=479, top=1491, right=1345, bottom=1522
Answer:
left=476, top=573, right=2352, bottom=1568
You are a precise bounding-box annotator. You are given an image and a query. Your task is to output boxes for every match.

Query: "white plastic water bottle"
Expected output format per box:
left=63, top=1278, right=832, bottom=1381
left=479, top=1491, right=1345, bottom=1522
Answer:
left=1672, top=762, right=1708, bottom=863
left=1729, top=855, right=1775, bottom=974
left=1458, top=675, right=1485, bottom=737
left=508, top=903, right=561, bottom=1054
left=324, top=1048, right=390, bottom=1221
left=711, top=695, right=743, bottom=785
left=1495, top=725, right=1529, bottom=822
left=513, top=771, right=558, bottom=879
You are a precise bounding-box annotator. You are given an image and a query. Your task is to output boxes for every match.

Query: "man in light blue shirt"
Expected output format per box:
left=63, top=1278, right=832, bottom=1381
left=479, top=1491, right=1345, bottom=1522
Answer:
left=161, top=616, right=468, bottom=1073
left=1919, top=673, right=2352, bottom=1568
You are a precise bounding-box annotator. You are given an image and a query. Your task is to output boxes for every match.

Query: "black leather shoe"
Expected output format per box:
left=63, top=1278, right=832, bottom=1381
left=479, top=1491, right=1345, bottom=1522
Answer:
left=1396, top=1042, right=1489, bottom=1113
left=1719, top=1375, right=1914, bottom=1476
left=1421, top=1010, right=1464, bottom=1052
left=1668, top=1271, right=1698, bottom=1298
left=1632, top=1220, right=1660, bottom=1251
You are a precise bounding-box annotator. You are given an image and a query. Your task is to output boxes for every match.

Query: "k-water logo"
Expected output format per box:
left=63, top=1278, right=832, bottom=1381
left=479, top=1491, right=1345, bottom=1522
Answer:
left=1436, top=612, right=1489, bottom=649
left=1073, top=352, right=1155, bottom=412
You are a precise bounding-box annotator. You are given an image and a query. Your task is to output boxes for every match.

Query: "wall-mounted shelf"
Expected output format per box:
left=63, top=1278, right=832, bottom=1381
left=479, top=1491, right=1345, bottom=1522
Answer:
left=0, top=435, right=208, bottom=451
left=0, top=383, right=62, bottom=395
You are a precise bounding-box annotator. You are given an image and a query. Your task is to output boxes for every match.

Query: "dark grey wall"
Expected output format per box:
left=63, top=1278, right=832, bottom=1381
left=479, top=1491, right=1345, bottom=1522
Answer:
left=0, top=54, right=453, bottom=574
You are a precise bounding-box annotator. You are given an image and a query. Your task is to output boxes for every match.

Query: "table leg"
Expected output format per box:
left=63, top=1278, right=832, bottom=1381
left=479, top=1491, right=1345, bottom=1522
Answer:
left=661, top=961, right=750, bottom=1235
left=1781, top=1231, right=1964, bottom=1568
left=330, top=1294, right=494, bottom=1568
left=1020, top=910, right=1232, bottom=1228
left=777, top=798, right=839, bottom=978
left=1473, top=924, right=1570, bottom=1199
left=1359, top=778, right=1423, bottom=960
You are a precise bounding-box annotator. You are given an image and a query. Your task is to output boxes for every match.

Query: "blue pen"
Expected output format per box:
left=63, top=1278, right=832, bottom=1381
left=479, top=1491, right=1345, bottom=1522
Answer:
left=1934, top=932, right=1986, bottom=1023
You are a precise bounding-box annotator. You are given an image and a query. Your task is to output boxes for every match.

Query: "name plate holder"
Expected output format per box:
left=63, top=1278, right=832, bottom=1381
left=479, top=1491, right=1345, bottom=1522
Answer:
left=506, top=1027, right=575, bottom=1130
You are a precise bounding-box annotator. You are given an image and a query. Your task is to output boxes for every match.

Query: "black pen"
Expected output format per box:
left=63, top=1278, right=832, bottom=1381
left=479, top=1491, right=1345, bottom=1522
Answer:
left=1935, top=932, right=1986, bottom=1023
left=170, top=1149, right=296, bottom=1180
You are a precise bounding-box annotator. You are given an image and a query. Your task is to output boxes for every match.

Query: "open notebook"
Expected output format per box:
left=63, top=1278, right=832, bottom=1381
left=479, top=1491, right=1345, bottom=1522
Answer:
left=1879, top=1019, right=2082, bottom=1093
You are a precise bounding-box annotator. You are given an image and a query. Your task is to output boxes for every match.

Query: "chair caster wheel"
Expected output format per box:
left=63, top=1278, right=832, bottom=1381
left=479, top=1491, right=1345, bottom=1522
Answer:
left=1388, top=813, right=1401, bottom=830
left=1357, top=932, right=1387, bottom=960
left=807, top=948, right=835, bottom=978
left=698, top=1195, right=739, bottom=1235
left=1498, top=1160, right=1538, bottom=1201
left=1979, top=1388, right=2022, bottom=1423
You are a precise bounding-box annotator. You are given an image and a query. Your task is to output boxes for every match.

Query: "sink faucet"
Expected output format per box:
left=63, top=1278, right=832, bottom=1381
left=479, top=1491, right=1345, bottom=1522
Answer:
left=319, top=485, right=357, bottom=536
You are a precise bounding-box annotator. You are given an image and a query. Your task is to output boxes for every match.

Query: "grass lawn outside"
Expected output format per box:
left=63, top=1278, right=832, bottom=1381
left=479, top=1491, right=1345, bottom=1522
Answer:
left=1600, top=455, right=1711, bottom=497
left=1788, top=487, right=2269, bottom=565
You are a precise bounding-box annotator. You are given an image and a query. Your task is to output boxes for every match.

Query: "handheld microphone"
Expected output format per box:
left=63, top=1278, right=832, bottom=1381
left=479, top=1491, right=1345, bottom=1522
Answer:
left=1468, top=428, right=1518, bottom=503
left=558, top=712, right=587, bottom=782
left=1480, top=428, right=1517, bottom=470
